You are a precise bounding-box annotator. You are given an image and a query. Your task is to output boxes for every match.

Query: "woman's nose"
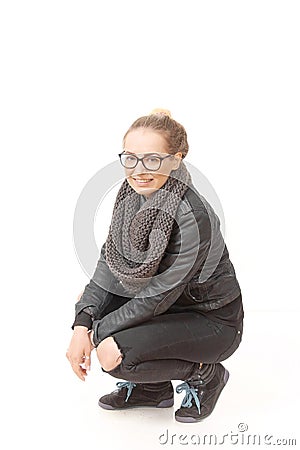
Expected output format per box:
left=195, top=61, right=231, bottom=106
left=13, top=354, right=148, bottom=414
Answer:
left=131, top=160, right=150, bottom=176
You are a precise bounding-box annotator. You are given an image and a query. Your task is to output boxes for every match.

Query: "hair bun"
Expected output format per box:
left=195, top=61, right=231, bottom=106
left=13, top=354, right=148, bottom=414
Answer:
left=149, top=108, right=172, bottom=118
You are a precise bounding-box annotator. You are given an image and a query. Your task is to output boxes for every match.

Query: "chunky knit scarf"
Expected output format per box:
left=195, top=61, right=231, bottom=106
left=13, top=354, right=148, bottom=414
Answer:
left=105, top=161, right=192, bottom=294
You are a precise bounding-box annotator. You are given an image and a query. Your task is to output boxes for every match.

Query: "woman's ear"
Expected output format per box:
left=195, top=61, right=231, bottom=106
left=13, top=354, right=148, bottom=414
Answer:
left=173, top=152, right=182, bottom=169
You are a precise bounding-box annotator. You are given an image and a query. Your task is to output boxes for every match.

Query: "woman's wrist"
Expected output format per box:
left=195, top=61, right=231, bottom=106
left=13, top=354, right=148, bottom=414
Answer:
left=73, top=325, right=89, bottom=333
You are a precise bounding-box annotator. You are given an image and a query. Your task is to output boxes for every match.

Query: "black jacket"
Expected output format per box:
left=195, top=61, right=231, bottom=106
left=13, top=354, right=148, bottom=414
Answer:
left=73, top=184, right=242, bottom=347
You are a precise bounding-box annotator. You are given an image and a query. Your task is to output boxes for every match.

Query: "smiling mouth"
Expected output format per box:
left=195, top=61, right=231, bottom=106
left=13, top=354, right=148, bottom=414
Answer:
left=132, top=177, right=154, bottom=184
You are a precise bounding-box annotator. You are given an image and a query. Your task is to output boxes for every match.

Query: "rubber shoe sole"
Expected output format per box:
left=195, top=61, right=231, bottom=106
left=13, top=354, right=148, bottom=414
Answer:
left=175, top=368, right=230, bottom=423
left=98, top=397, right=174, bottom=410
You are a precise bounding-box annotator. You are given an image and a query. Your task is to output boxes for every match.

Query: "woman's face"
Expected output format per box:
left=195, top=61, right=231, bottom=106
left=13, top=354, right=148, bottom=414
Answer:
left=123, top=128, right=182, bottom=197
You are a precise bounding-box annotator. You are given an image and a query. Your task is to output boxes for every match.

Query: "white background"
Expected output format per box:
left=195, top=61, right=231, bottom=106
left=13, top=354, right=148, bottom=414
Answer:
left=1, top=1, right=299, bottom=449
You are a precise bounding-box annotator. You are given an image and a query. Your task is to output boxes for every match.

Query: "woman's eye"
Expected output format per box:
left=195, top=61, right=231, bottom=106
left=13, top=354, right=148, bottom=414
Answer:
left=146, top=157, right=159, bottom=163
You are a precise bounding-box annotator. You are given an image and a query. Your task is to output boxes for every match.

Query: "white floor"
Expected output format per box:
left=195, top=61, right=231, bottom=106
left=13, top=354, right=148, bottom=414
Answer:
left=6, top=310, right=298, bottom=450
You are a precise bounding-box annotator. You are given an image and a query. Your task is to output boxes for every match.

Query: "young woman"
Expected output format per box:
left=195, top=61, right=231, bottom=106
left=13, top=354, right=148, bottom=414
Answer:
left=66, top=109, right=244, bottom=423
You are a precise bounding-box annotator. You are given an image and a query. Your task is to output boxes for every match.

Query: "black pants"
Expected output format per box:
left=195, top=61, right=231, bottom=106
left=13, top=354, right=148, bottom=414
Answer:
left=102, top=296, right=243, bottom=383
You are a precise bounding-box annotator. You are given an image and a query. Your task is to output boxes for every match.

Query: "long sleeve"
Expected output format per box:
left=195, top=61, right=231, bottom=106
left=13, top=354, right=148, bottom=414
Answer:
left=72, top=242, right=127, bottom=327
left=72, top=311, right=93, bottom=330
left=92, top=204, right=216, bottom=346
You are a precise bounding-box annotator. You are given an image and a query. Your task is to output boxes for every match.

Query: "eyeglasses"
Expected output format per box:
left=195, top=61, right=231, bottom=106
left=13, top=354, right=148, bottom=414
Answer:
left=118, top=151, right=174, bottom=171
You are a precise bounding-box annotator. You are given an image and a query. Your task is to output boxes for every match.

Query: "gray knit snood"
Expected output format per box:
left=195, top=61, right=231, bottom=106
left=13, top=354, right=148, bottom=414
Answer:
left=105, top=161, right=192, bottom=294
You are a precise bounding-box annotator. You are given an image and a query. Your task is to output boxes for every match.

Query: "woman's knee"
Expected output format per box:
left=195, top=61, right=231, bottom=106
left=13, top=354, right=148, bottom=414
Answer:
left=96, top=336, right=123, bottom=371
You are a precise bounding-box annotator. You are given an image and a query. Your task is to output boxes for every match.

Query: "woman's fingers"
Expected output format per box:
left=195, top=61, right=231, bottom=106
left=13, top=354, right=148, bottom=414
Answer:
left=66, top=331, right=94, bottom=380
left=71, top=357, right=87, bottom=381
left=73, top=365, right=86, bottom=381
left=83, top=351, right=91, bottom=371
left=66, top=351, right=88, bottom=381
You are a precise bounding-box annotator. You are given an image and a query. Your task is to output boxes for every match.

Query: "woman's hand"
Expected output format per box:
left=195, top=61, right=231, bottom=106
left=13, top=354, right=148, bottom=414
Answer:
left=66, top=326, right=95, bottom=381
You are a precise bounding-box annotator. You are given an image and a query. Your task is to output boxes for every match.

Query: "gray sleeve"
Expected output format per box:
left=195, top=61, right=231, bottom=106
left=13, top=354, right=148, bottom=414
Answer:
left=73, top=243, right=127, bottom=321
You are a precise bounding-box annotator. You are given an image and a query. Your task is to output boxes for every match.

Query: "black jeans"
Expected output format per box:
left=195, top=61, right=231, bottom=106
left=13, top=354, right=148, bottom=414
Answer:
left=102, top=298, right=243, bottom=383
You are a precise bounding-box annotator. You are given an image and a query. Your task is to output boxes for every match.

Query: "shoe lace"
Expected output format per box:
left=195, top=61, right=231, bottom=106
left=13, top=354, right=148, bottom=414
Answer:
left=116, top=381, right=137, bottom=402
left=176, top=382, right=202, bottom=414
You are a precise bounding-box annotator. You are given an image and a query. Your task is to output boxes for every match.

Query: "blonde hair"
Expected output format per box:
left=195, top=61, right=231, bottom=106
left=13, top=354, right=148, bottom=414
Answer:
left=149, top=108, right=172, bottom=118
left=123, top=108, right=189, bottom=158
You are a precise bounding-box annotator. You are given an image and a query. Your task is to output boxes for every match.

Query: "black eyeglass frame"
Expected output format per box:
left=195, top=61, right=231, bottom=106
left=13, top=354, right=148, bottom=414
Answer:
left=118, top=151, right=175, bottom=171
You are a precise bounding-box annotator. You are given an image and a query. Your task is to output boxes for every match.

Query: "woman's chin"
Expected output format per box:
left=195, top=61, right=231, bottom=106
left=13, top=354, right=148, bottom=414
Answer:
left=128, top=181, right=157, bottom=197
left=135, top=186, right=157, bottom=197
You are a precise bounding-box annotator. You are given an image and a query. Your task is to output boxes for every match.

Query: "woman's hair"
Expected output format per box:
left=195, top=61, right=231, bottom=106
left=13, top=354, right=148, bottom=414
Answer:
left=123, top=108, right=189, bottom=158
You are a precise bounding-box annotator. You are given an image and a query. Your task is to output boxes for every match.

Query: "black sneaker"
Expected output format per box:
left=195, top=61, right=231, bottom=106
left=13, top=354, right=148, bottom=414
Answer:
left=175, top=363, right=229, bottom=423
left=98, top=380, right=174, bottom=410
